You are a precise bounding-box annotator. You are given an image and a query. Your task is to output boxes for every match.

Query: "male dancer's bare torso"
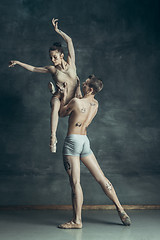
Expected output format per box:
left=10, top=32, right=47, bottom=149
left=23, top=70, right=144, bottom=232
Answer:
left=60, top=95, right=98, bottom=135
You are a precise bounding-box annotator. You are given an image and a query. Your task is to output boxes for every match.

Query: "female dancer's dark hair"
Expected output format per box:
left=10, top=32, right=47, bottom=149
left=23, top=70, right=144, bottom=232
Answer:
left=49, top=42, right=64, bottom=54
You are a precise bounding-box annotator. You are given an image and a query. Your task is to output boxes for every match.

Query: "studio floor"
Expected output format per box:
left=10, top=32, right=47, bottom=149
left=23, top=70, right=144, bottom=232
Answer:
left=0, top=209, right=160, bottom=240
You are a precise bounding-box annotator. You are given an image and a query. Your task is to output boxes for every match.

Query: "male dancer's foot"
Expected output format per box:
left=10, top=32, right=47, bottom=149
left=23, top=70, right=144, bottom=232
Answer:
left=50, top=134, right=57, bottom=153
left=117, top=208, right=131, bottom=226
left=58, top=220, right=82, bottom=229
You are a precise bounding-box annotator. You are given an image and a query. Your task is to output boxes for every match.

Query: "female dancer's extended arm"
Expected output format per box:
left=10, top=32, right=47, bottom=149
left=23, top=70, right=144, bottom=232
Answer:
left=9, top=60, right=49, bottom=73
left=52, top=18, right=75, bottom=64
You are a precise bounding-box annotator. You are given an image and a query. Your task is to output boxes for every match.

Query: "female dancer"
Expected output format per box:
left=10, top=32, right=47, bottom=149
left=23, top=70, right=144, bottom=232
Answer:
left=9, top=18, right=81, bottom=152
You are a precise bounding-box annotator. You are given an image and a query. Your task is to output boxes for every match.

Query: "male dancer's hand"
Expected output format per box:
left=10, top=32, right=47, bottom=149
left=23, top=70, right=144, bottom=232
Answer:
left=58, top=82, right=68, bottom=102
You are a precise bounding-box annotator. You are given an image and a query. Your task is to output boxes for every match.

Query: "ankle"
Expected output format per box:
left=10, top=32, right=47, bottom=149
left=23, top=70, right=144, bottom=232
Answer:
left=116, top=206, right=124, bottom=212
left=74, top=218, right=82, bottom=225
left=51, top=133, right=56, bottom=138
left=51, top=132, right=56, bottom=135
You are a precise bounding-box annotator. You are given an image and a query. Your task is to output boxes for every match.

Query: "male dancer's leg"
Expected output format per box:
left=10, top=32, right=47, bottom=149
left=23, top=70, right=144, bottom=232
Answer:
left=81, top=153, right=131, bottom=226
left=58, top=155, right=83, bottom=229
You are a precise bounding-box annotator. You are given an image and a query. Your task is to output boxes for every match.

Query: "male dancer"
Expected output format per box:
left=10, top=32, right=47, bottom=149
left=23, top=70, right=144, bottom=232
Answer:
left=58, top=75, right=131, bottom=229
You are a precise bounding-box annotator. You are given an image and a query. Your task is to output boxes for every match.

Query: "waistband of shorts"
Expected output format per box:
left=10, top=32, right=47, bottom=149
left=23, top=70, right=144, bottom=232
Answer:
left=67, top=134, right=86, bottom=136
left=65, top=134, right=87, bottom=139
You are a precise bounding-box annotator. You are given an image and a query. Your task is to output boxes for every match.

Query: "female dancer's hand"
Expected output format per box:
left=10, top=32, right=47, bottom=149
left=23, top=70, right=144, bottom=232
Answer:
left=9, top=60, right=19, bottom=67
left=52, top=18, right=59, bottom=32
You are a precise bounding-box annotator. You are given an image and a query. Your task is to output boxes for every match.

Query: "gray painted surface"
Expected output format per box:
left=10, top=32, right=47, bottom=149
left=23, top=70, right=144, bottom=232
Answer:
left=0, top=0, right=160, bottom=205
left=0, top=210, right=160, bottom=240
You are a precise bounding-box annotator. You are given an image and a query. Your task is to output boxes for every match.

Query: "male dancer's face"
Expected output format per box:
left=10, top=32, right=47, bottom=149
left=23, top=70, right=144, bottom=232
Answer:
left=82, top=79, right=91, bottom=95
left=50, top=50, right=63, bottom=66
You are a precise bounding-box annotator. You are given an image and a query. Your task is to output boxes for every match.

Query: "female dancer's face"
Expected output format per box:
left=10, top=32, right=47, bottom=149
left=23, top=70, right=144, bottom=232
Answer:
left=50, top=50, right=64, bottom=66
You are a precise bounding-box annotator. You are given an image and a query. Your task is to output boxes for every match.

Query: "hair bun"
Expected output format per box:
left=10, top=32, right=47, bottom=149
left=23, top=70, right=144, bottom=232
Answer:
left=49, top=42, right=64, bottom=54
left=53, top=42, right=62, bottom=47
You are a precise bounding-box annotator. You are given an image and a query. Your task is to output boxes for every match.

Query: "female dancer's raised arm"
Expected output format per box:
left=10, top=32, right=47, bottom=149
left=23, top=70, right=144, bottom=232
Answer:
left=52, top=18, right=75, bottom=65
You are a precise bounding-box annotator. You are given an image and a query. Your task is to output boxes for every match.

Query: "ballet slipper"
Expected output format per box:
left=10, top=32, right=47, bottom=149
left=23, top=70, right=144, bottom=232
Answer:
left=50, top=135, right=57, bottom=153
left=48, top=82, right=56, bottom=94
left=118, top=210, right=131, bottom=226
left=58, top=220, right=82, bottom=229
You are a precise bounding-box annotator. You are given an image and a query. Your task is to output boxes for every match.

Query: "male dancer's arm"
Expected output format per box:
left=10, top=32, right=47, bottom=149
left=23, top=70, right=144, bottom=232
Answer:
left=75, top=77, right=83, bottom=99
left=58, top=83, right=77, bottom=117
left=59, top=100, right=75, bottom=117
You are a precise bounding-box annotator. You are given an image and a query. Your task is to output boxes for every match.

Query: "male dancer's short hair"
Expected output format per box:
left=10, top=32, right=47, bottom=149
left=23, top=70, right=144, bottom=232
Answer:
left=88, top=74, right=103, bottom=94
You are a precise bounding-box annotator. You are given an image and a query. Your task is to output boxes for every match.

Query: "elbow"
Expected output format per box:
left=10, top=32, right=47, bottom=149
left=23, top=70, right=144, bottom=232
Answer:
left=67, top=37, right=72, bottom=43
left=59, top=111, right=68, bottom=118
left=59, top=110, right=65, bottom=118
left=59, top=113, right=63, bottom=118
left=32, top=67, right=37, bottom=72
left=59, top=113, right=65, bottom=118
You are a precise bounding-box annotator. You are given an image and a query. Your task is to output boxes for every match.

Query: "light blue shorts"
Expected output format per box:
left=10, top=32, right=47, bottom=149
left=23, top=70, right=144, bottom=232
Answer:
left=63, top=134, right=93, bottom=157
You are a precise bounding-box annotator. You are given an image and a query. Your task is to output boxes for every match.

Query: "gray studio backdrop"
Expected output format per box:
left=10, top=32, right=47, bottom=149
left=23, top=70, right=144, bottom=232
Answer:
left=0, top=0, right=160, bottom=205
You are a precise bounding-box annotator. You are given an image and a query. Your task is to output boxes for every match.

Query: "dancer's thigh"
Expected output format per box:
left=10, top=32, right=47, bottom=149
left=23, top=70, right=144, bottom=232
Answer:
left=63, top=155, right=81, bottom=183
left=81, top=153, right=105, bottom=181
left=50, top=92, right=61, bottom=108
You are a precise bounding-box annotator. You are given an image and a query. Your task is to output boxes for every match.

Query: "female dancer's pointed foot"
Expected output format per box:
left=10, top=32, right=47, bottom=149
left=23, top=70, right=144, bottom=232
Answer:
left=50, top=135, right=57, bottom=153
left=58, top=220, right=82, bottom=229
left=48, top=82, right=56, bottom=95
left=118, top=209, right=131, bottom=226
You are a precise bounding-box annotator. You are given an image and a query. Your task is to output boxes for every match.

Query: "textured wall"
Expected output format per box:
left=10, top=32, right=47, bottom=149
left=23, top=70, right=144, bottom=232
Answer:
left=0, top=0, right=160, bottom=205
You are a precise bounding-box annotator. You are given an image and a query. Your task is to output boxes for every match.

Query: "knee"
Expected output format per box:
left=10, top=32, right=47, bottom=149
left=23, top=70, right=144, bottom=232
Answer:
left=95, top=175, right=104, bottom=184
left=71, top=178, right=81, bottom=190
left=96, top=176, right=112, bottom=189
